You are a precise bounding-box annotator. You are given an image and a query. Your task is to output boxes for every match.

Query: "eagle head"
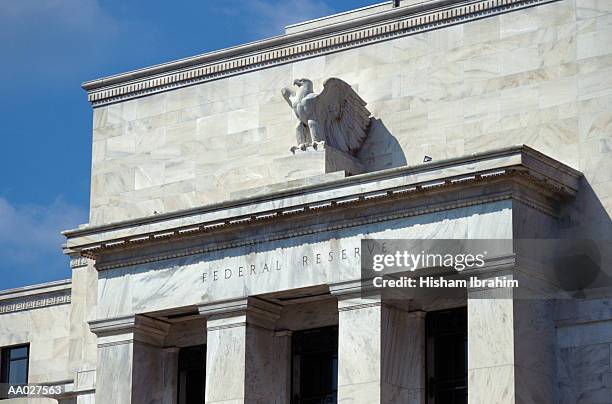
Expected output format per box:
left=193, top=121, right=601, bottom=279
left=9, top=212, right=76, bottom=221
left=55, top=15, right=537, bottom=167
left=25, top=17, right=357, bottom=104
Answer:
left=293, top=78, right=312, bottom=88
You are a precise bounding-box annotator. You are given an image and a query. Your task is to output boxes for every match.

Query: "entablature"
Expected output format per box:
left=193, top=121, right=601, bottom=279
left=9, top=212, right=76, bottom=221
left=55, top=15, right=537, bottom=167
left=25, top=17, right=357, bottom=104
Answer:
left=0, top=279, right=72, bottom=315
left=63, top=146, right=580, bottom=270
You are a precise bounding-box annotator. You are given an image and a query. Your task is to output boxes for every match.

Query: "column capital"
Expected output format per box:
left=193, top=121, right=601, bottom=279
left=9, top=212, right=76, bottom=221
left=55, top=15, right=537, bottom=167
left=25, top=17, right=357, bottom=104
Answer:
left=89, top=314, right=170, bottom=347
left=330, top=279, right=416, bottom=311
left=198, top=296, right=281, bottom=330
left=329, top=279, right=370, bottom=297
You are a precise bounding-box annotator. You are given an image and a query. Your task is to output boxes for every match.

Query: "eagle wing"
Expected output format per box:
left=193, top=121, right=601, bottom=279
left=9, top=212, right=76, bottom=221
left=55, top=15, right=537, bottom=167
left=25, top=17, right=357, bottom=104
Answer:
left=312, top=78, right=371, bottom=155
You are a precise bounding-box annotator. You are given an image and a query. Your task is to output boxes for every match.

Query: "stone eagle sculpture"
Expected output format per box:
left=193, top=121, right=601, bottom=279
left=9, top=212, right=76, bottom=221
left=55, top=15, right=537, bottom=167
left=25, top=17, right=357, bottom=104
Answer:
left=281, top=78, right=371, bottom=155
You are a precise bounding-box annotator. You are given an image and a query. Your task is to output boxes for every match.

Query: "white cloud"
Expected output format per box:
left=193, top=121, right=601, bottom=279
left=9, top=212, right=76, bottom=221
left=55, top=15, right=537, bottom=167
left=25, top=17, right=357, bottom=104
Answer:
left=0, top=196, right=86, bottom=266
left=223, top=0, right=334, bottom=37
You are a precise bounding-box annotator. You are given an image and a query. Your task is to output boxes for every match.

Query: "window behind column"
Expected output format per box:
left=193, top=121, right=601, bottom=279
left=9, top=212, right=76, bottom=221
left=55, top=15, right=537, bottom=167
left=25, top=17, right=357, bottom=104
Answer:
left=292, top=326, right=338, bottom=404
left=426, top=307, right=467, bottom=404
left=177, top=344, right=206, bottom=404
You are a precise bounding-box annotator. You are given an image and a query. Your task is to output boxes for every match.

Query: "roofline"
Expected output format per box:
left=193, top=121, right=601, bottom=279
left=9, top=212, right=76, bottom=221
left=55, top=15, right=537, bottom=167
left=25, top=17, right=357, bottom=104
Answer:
left=79, top=0, right=560, bottom=106
left=81, top=0, right=457, bottom=91
left=0, top=279, right=71, bottom=300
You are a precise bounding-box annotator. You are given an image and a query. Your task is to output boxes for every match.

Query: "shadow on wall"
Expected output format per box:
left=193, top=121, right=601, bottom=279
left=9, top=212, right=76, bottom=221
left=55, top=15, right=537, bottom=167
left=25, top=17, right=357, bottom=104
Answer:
left=558, top=178, right=612, bottom=296
left=357, top=118, right=407, bottom=172
left=560, top=178, right=612, bottom=241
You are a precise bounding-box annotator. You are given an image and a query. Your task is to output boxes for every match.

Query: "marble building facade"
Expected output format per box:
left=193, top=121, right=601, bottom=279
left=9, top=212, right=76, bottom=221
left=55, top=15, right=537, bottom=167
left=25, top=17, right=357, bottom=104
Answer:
left=1, top=0, right=611, bottom=403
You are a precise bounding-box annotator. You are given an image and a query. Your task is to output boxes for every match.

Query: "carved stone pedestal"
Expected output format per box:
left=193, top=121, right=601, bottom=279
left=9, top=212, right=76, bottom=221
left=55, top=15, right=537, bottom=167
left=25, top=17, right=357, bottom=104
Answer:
left=230, top=145, right=365, bottom=199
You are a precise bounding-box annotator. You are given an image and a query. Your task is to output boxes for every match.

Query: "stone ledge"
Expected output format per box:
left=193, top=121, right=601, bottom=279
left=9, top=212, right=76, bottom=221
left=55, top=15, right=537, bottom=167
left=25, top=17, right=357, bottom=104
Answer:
left=89, top=315, right=170, bottom=346
left=231, top=171, right=347, bottom=200
left=0, top=293, right=71, bottom=315
left=0, top=278, right=71, bottom=300
left=63, top=145, right=581, bottom=260
left=0, top=279, right=72, bottom=315
left=230, top=146, right=365, bottom=200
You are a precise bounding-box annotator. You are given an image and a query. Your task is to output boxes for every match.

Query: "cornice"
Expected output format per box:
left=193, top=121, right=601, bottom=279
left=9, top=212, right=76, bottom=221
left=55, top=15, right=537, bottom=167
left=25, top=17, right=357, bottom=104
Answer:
left=0, top=294, right=71, bottom=315
left=89, top=314, right=169, bottom=336
left=63, top=146, right=581, bottom=269
left=0, top=280, right=71, bottom=315
left=0, top=278, right=71, bottom=299
left=62, top=145, right=580, bottom=241
left=89, top=314, right=170, bottom=347
left=87, top=173, right=561, bottom=271
left=92, top=190, right=516, bottom=271
left=83, top=0, right=559, bottom=106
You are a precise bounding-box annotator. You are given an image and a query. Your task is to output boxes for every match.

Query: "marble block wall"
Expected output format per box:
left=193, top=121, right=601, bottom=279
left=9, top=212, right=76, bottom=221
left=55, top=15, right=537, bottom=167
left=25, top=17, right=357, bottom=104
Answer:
left=89, top=0, right=612, bottom=231
left=555, top=298, right=612, bottom=403
left=0, top=303, right=72, bottom=384
left=0, top=264, right=98, bottom=401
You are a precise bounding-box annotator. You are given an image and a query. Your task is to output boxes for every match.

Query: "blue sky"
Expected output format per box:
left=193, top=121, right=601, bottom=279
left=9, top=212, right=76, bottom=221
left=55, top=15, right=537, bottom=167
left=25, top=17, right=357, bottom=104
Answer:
left=0, top=0, right=378, bottom=289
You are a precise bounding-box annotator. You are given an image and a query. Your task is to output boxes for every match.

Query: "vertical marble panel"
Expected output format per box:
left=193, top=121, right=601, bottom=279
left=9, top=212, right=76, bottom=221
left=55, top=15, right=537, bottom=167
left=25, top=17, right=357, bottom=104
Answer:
left=205, top=314, right=247, bottom=403
left=204, top=300, right=288, bottom=403
left=337, top=297, right=382, bottom=393
left=336, top=291, right=426, bottom=404
left=381, top=310, right=426, bottom=404
left=468, top=282, right=556, bottom=404
left=132, top=341, right=164, bottom=403
left=97, top=340, right=166, bottom=404
left=467, top=365, right=515, bottom=404
left=245, top=325, right=290, bottom=403
left=468, top=287, right=515, bottom=404
left=96, top=342, right=134, bottom=404
left=92, top=316, right=168, bottom=404
left=75, top=392, right=96, bottom=404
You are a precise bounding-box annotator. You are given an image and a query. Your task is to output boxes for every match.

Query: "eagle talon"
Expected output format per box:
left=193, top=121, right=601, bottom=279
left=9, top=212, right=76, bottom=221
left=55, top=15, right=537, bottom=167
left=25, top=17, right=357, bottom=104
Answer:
left=313, top=141, right=325, bottom=150
left=290, top=146, right=298, bottom=154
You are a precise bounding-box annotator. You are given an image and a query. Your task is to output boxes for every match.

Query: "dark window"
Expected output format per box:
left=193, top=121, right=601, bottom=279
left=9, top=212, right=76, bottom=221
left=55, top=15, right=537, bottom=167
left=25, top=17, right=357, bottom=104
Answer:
left=177, top=344, right=206, bottom=404
left=426, top=307, right=467, bottom=404
left=0, top=344, right=29, bottom=386
left=292, top=326, right=338, bottom=404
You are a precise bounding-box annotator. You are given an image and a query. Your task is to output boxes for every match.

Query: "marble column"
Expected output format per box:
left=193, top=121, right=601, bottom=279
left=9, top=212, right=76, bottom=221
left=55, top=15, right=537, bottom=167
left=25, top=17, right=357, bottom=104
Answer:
left=161, top=347, right=179, bottom=404
left=199, top=297, right=288, bottom=404
left=88, top=315, right=170, bottom=404
left=468, top=274, right=555, bottom=404
left=331, top=283, right=426, bottom=404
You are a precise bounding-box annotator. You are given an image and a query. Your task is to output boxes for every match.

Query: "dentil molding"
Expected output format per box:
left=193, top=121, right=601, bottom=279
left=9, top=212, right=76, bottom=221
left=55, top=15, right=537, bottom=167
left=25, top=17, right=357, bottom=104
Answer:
left=83, top=0, right=560, bottom=106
